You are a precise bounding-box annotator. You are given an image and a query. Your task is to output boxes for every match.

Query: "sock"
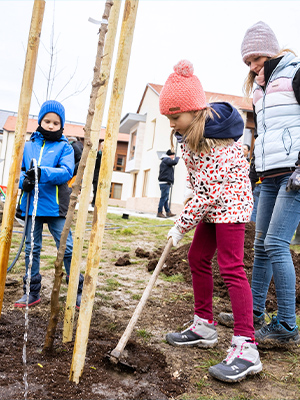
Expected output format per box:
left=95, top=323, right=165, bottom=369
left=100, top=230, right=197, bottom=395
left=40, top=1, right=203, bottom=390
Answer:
left=280, top=321, right=295, bottom=331
left=253, top=310, right=264, bottom=317
left=194, top=315, right=215, bottom=325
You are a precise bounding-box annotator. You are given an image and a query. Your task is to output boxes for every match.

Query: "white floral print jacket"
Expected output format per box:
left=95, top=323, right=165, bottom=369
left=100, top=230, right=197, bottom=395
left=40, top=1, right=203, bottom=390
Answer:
left=175, top=140, right=253, bottom=234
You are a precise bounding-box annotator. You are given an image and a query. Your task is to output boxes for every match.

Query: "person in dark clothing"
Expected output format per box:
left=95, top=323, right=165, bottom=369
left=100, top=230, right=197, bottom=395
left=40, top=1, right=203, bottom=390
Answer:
left=157, top=149, right=179, bottom=218
left=14, top=100, right=83, bottom=309
left=91, top=141, right=103, bottom=208
left=69, top=137, right=83, bottom=176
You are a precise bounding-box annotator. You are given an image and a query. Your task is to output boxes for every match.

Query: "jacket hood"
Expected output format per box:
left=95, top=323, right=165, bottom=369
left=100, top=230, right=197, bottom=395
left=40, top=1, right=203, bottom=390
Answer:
left=204, top=102, right=244, bottom=141
left=30, top=130, right=69, bottom=143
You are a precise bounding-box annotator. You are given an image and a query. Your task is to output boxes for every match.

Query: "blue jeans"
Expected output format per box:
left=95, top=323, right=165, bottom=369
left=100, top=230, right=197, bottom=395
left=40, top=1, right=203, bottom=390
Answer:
left=25, top=216, right=73, bottom=277
left=250, top=184, right=261, bottom=222
left=158, top=183, right=171, bottom=213
left=252, top=174, right=300, bottom=327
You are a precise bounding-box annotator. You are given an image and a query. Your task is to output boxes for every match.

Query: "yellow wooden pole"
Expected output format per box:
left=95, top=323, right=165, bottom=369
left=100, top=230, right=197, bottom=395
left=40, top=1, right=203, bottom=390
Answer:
left=69, top=0, right=139, bottom=383
left=63, top=0, right=121, bottom=343
left=43, top=0, right=114, bottom=351
left=0, top=0, right=45, bottom=316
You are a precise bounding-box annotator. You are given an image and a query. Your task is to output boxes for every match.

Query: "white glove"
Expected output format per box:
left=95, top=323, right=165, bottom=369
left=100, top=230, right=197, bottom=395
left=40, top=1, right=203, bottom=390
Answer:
left=168, top=226, right=185, bottom=246
left=183, top=188, right=194, bottom=205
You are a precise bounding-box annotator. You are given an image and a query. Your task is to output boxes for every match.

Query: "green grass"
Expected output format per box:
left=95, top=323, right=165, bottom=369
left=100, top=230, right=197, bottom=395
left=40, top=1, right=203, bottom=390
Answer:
left=132, top=294, right=141, bottom=301
left=111, top=244, right=131, bottom=252
left=160, top=273, right=185, bottom=283
left=101, top=278, right=122, bottom=292
left=136, top=328, right=152, bottom=340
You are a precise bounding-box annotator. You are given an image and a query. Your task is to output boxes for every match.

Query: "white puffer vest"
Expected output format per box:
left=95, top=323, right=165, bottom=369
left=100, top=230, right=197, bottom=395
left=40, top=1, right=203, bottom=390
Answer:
left=253, top=52, right=300, bottom=172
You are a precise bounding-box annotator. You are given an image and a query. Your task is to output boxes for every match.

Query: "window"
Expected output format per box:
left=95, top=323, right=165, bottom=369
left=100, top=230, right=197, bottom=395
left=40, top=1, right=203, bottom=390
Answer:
left=142, top=169, right=149, bottom=197
left=132, top=172, right=138, bottom=197
left=110, top=183, right=122, bottom=199
left=148, top=119, right=156, bottom=150
left=129, top=130, right=137, bottom=160
left=114, top=154, right=126, bottom=172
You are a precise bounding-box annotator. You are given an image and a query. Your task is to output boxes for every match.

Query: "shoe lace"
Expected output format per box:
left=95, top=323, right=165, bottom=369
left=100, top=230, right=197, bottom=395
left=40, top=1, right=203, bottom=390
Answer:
left=182, top=318, right=217, bottom=331
left=260, top=315, right=278, bottom=334
left=224, top=343, right=238, bottom=363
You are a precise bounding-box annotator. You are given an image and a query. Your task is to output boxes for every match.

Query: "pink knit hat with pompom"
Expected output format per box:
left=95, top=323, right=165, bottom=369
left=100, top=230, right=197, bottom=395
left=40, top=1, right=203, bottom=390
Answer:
left=159, top=60, right=206, bottom=115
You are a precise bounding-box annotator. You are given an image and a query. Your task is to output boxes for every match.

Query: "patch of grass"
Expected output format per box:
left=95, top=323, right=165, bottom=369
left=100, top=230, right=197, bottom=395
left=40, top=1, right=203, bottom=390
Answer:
left=95, top=291, right=113, bottom=301
left=136, top=329, right=152, bottom=340
left=195, top=378, right=210, bottom=391
left=102, top=278, right=122, bottom=292
left=121, top=228, right=134, bottom=235
left=40, top=263, right=54, bottom=270
left=168, top=291, right=194, bottom=302
left=132, top=294, right=141, bottom=301
left=111, top=244, right=131, bottom=252
left=107, top=322, right=117, bottom=331
left=195, top=358, right=219, bottom=370
left=40, top=254, right=56, bottom=260
left=160, top=273, right=185, bottom=283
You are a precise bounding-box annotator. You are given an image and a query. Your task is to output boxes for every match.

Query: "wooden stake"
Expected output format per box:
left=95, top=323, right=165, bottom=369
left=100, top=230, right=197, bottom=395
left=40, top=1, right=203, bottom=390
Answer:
left=0, top=0, right=45, bottom=316
left=69, top=0, right=139, bottom=383
left=63, top=0, right=121, bottom=343
left=43, top=0, right=114, bottom=351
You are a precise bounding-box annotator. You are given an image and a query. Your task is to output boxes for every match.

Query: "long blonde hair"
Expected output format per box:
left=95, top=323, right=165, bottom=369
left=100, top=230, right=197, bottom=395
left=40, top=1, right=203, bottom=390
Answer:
left=170, top=106, right=234, bottom=154
left=243, top=49, right=297, bottom=97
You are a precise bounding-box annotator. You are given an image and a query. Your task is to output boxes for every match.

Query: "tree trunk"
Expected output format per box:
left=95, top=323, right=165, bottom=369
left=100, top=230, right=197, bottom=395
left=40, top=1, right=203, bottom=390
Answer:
left=69, top=0, right=139, bottom=384
left=0, top=0, right=45, bottom=316
left=63, top=0, right=121, bottom=344
left=43, top=0, right=114, bottom=351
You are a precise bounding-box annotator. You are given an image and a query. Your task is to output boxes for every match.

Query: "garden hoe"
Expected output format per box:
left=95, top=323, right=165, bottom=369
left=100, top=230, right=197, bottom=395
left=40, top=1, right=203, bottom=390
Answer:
left=109, top=237, right=173, bottom=366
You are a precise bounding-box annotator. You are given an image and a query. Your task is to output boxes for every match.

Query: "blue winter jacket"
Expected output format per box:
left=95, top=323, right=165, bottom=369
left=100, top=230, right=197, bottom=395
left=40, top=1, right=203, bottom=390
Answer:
left=19, top=130, right=74, bottom=217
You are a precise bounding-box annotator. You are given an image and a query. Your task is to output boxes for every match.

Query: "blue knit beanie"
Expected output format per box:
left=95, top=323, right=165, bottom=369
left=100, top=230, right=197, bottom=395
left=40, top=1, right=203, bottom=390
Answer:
left=38, top=100, right=65, bottom=128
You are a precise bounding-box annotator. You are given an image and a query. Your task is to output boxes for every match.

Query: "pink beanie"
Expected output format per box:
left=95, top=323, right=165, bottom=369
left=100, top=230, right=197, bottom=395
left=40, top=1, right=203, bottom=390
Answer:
left=241, top=21, right=280, bottom=64
left=159, top=60, right=206, bottom=115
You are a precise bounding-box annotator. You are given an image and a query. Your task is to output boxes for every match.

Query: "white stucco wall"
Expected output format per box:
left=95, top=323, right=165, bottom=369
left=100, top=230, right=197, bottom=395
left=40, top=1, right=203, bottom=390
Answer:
left=124, top=87, right=188, bottom=213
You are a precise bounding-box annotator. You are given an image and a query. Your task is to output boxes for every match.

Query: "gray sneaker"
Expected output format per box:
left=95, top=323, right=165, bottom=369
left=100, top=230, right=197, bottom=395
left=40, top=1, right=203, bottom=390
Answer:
left=218, top=311, right=266, bottom=330
left=166, top=316, right=218, bottom=348
left=255, top=316, right=300, bottom=348
left=209, top=335, right=262, bottom=383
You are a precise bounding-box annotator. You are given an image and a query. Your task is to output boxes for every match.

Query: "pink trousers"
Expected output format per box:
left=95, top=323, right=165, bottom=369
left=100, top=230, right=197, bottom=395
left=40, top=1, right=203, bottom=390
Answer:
left=188, top=222, right=254, bottom=338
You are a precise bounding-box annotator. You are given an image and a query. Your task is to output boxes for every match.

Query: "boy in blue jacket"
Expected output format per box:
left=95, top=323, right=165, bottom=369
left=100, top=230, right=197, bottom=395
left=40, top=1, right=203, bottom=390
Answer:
left=14, top=100, right=83, bottom=308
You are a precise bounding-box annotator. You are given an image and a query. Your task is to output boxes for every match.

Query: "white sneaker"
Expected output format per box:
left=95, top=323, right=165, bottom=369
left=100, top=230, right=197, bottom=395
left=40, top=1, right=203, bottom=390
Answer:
left=166, top=315, right=218, bottom=348
left=209, top=335, right=262, bottom=383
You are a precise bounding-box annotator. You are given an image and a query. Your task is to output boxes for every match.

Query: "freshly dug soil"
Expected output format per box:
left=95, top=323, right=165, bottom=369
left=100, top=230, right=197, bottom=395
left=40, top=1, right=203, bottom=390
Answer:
left=1, top=221, right=300, bottom=400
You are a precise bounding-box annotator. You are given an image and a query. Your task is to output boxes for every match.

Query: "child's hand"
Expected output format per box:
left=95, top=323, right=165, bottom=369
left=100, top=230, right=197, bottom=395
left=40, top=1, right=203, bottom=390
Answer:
left=168, top=226, right=185, bottom=246
left=22, top=177, right=35, bottom=192
left=286, top=167, right=300, bottom=191
left=26, top=167, right=41, bottom=182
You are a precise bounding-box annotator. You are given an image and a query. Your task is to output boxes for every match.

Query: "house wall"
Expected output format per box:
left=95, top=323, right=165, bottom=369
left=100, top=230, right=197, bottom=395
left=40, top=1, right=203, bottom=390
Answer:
left=0, top=129, right=129, bottom=208
left=125, top=88, right=187, bottom=214
left=124, top=87, right=252, bottom=215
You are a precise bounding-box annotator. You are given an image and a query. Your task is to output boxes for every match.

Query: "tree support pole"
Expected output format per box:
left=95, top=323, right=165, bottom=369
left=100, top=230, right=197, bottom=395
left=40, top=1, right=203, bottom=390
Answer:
left=0, top=0, right=45, bottom=316
left=69, top=0, right=139, bottom=383
left=43, top=0, right=114, bottom=351
left=63, top=0, right=121, bottom=343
